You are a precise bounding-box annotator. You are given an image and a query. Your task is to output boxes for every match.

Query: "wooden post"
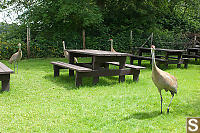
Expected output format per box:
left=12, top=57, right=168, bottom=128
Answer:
left=194, top=35, right=197, bottom=47
left=82, top=29, right=86, bottom=49
left=27, top=26, right=31, bottom=58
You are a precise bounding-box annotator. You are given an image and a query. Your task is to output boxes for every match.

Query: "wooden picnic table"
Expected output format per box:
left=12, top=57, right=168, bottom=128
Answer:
left=185, top=47, right=200, bottom=62
left=136, top=47, right=186, bottom=68
left=65, top=49, right=145, bottom=85
left=0, top=62, right=14, bottom=91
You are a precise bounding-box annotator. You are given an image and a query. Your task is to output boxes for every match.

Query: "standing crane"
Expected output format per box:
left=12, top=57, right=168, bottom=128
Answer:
left=109, top=39, right=116, bottom=52
left=63, top=41, right=78, bottom=63
left=9, top=43, right=22, bottom=74
left=151, top=45, right=178, bottom=113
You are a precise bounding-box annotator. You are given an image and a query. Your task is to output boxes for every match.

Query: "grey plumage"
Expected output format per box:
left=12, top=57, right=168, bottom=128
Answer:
left=151, top=45, right=177, bottom=113
left=9, top=43, right=22, bottom=73
left=63, top=41, right=78, bottom=63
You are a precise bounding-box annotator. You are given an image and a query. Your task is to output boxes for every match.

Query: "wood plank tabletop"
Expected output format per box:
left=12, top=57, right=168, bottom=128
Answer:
left=66, top=49, right=129, bottom=56
left=0, top=62, right=14, bottom=74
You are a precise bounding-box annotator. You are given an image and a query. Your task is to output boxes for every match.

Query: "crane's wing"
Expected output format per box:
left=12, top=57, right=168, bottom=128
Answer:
left=159, top=70, right=178, bottom=92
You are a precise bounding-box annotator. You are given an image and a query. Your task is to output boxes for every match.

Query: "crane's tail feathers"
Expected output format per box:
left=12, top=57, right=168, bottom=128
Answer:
left=9, top=60, right=13, bottom=64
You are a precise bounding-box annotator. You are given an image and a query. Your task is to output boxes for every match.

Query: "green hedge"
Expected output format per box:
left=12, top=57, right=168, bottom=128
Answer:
left=0, top=29, right=189, bottom=60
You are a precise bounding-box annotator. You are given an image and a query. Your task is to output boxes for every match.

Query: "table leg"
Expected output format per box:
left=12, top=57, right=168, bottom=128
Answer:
left=165, top=53, right=168, bottom=68
left=130, top=57, right=133, bottom=65
left=119, top=59, right=126, bottom=83
left=177, top=54, right=181, bottom=68
left=138, top=50, right=142, bottom=66
left=195, top=51, right=198, bottom=62
left=75, top=72, right=82, bottom=87
left=53, top=65, right=60, bottom=77
left=133, top=70, right=140, bottom=81
left=69, top=53, right=74, bottom=76
left=92, top=57, right=99, bottom=85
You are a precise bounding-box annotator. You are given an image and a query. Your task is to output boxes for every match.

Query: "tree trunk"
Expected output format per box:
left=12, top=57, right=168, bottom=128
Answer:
left=82, top=29, right=86, bottom=49
left=27, top=27, right=31, bottom=58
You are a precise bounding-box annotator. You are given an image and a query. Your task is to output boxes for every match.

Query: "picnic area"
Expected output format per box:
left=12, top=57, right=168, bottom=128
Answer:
left=0, top=0, right=200, bottom=132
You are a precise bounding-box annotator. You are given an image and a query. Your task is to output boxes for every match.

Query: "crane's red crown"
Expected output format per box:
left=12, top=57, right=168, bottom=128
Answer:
left=151, top=45, right=155, bottom=49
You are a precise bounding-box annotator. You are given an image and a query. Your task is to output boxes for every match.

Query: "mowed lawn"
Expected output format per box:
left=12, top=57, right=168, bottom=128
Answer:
left=0, top=58, right=199, bottom=132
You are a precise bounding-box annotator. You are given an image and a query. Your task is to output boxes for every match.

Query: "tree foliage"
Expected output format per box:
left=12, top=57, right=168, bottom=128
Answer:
left=0, top=0, right=199, bottom=59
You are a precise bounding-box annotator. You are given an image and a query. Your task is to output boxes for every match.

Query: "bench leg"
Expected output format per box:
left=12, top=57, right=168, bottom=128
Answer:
left=184, top=60, right=188, bottom=69
left=133, top=70, right=140, bottom=82
left=69, top=70, right=74, bottom=77
left=53, top=65, right=60, bottom=77
left=93, top=77, right=99, bottom=85
left=130, top=57, right=133, bottom=65
left=138, top=59, right=141, bottom=66
left=2, top=80, right=10, bottom=91
left=177, top=64, right=181, bottom=68
left=75, top=72, right=82, bottom=87
left=119, top=76, right=125, bottom=83
left=103, top=63, right=109, bottom=70
left=165, top=62, right=168, bottom=69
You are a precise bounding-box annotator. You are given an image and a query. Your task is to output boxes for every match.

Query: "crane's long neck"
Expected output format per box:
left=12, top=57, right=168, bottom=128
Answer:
left=18, top=45, right=21, bottom=52
left=63, top=41, right=66, bottom=50
left=152, top=50, right=157, bottom=70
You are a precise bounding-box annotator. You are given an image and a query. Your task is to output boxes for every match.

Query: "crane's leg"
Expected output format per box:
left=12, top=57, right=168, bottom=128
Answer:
left=160, top=94, right=163, bottom=114
left=167, top=94, right=174, bottom=113
left=159, top=91, right=163, bottom=114
left=17, top=62, right=18, bottom=74
left=14, top=62, right=16, bottom=73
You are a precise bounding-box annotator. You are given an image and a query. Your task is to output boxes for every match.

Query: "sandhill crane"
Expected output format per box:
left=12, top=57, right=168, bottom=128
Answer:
left=9, top=43, right=22, bottom=74
left=63, top=41, right=78, bottom=63
left=151, top=45, right=177, bottom=113
left=109, top=39, right=116, bottom=52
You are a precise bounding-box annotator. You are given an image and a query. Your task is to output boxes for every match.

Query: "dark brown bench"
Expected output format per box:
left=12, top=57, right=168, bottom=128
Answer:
left=182, top=54, right=200, bottom=61
left=51, top=61, right=92, bottom=87
left=0, top=62, right=14, bottom=91
left=106, top=62, right=146, bottom=81
left=129, top=55, right=167, bottom=66
left=51, top=61, right=146, bottom=87
left=129, top=55, right=189, bottom=68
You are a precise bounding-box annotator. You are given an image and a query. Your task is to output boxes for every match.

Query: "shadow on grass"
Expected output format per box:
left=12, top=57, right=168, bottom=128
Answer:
left=122, top=111, right=161, bottom=120
left=44, top=73, right=135, bottom=89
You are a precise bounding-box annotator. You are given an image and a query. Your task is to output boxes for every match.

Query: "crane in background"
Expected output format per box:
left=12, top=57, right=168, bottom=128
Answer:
left=9, top=43, right=22, bottom=74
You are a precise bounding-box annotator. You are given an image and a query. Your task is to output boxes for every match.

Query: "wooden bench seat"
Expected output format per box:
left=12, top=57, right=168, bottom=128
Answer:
left=129, top=55, right=189, bottom=68
left=130, top=55, right=166, bottom=62
left=51, top=61, right=145, bottom=87
left=182, top=54, right=200, bottom=59
left=107, top=62, right=146, bottom=70
left=51, top=61, right=93, bottom=87
left=106, top=62, right=145, bottom=81
left=129, top=55, right=167, bottom=66
left=51, top=61, right=92, bottom=72
left=0, top=62, right=14, bottom=91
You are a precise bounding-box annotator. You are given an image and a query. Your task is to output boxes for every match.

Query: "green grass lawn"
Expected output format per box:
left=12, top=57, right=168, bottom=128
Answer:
left=0, top=58, right=199, bottom=132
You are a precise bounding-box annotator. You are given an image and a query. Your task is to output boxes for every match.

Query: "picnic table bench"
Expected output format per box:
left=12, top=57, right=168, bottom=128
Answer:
left=0, top=62, right=14, bottom=91
left=130, top=47, right=189, bottom=68
left=183, top=48, right=200, bottom=62
left=51, top=50, right=146, bottom=87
